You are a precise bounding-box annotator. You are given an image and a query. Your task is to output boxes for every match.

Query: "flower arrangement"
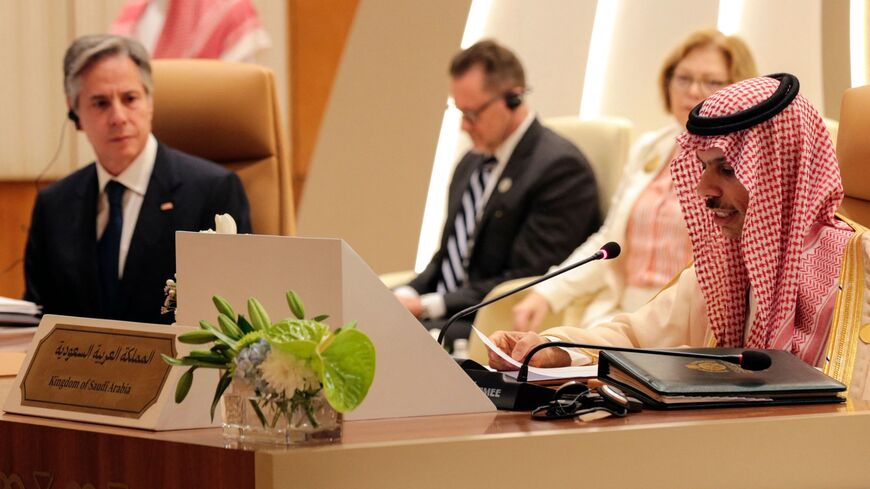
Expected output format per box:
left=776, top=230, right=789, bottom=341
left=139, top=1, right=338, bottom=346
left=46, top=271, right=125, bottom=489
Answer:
left=162, top=290, right=376, bottom=440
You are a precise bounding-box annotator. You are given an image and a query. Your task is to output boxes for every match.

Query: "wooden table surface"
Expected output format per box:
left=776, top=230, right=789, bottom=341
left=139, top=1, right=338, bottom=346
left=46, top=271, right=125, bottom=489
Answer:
left=3, top=373, right=870, bottom=488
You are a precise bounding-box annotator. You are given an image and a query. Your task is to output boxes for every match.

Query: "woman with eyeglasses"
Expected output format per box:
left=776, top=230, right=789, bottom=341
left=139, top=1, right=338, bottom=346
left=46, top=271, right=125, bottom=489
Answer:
left=511, top=29, right=757, bottom=333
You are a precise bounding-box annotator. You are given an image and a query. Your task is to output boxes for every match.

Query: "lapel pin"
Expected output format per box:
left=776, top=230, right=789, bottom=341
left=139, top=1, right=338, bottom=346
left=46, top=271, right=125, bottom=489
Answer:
left=498, top=177, right=512, bottom=193
left=160, top=202, right=174, bottom=211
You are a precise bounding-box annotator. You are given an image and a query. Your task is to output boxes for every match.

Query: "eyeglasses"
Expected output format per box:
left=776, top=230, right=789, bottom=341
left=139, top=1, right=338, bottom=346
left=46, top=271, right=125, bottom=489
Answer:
left=531, top=381, right=642, bottom=421
left=671, top=74, right=729, bottom=95
left=452, top=95, right=502, bottom=124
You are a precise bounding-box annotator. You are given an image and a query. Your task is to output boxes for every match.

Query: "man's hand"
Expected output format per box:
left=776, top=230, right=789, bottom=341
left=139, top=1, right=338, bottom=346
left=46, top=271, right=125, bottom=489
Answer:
left=486, top=330, right=571, bottom=371
left=395, top=293, right=424, bottom=318
left=512, top=292, right=552, bottom=332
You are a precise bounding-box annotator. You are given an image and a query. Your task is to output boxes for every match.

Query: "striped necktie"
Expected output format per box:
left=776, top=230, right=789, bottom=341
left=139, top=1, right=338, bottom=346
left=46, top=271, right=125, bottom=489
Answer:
left=437, top=156, right=497, bottom=294
left=98, top=180, right=125, bottom=317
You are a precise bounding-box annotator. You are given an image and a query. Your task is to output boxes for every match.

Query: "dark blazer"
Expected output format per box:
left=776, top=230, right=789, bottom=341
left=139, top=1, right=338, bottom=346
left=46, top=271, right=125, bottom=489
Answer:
left=409, top=119, right=601, bottom=316
left=24, top=143, right=251, bottom=324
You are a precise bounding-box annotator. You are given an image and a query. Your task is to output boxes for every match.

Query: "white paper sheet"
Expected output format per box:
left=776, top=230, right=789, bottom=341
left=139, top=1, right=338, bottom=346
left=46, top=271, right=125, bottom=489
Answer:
left=472, top=327, right=598, bottom=380
left=0, top=296, right=40, bottom=315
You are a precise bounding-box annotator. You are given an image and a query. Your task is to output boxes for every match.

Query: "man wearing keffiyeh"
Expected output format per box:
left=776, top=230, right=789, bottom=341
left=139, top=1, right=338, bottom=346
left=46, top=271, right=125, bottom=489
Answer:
left=488, top=74, right=870, bottom=399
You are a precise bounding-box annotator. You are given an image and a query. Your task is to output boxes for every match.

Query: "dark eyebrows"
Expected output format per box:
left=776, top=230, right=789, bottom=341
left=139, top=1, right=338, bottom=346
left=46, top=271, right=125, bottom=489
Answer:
left=696, top=153, right=728, bottom=166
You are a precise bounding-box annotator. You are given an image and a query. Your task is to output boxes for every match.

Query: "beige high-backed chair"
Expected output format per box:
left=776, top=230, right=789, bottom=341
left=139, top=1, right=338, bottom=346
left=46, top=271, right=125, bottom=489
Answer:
left=545, top=116, right=633, bottom=214
left=836, top=86, right=870, bottom=227
left=151, top=59, right=294, bottom=235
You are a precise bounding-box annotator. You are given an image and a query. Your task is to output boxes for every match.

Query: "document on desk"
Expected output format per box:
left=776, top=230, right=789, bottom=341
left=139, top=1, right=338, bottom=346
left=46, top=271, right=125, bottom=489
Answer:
left=0, top=296, right=41, bottom=327
left=472, top=327, right=597, bottom=380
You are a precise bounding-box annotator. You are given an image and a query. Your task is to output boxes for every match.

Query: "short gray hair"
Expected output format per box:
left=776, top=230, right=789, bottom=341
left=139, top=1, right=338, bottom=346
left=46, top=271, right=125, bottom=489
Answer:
left=63, top=34, right=153, bottom=109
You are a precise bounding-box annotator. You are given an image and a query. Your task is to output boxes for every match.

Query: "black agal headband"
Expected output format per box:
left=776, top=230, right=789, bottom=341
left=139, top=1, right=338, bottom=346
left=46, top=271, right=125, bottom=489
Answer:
left=686, top=73, right=800, bottom=136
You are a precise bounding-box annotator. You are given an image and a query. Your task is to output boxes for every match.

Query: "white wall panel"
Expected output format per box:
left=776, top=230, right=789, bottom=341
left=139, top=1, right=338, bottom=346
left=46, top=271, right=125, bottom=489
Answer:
left=0, top=1, right=75, bottom=180
left=596, top=0, right=719, bottom=135
left=735, top=0, right=825, bottom=111
left=482, top=0, right=597, bottom=118
left=296, top=0, right=471, bottom=273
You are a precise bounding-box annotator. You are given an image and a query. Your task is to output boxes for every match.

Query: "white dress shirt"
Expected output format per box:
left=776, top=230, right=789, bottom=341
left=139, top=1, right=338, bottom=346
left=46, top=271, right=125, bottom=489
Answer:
left=95, top=134, right=158, bottom=278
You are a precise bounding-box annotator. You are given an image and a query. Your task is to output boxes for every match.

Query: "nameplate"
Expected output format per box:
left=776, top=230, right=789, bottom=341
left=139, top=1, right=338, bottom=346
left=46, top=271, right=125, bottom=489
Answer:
left=4, top=315, right=221, bottom=431
left=20, top=324, right=175, bottom=418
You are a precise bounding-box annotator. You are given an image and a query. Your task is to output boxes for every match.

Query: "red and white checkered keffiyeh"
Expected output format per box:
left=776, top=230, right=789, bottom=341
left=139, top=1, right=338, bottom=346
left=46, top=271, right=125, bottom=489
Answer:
left=112, top=0, right=269, bottom=61
left=672, top=76, right=853, bottom=364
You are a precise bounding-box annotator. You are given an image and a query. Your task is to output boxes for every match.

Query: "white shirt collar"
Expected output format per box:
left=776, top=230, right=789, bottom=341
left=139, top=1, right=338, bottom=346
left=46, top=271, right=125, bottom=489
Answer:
left=95, top=134, right=158, bottom=196
left=492, top=110, right=535, bottom=166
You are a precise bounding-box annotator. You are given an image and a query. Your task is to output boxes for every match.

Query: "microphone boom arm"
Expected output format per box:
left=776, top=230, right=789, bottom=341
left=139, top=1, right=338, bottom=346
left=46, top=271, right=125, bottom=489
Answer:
left=516, top=341, right=748, bottom=382
left=436, top=250, right=608, bottom=346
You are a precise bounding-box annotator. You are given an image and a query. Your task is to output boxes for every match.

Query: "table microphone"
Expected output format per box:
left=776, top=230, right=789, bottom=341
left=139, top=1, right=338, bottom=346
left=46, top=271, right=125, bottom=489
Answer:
left=437, top=241, right=621, bottom=347
left=439, top=242, right=621, bottom=410
left=516, top=342, right=773, bottom=382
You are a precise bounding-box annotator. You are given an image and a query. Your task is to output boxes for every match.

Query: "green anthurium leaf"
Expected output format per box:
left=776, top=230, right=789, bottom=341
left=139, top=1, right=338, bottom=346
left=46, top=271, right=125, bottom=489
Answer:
left=271, top=339, right=317, bottom=360
left=309, top=352, right=324, bottom=379
left=177, top=329, right=218, bottom=344
left=318, top=328, right=376, bottom=413
left=212, top=295, right=236, bottom=320
left=176, top=366, right=196, bottom=403
left=312, top=314, right=329, bottom=322
left=286, top=290, right=305, bottom=319
left=237, top=314, right=254, bottom=334
left=248, top=298, right=271, bottom=330
left=210, top=370, right=234, bottom=421
left=268, top=319, right=329, bottom=345
left=218, top=313, right=244, bottom=339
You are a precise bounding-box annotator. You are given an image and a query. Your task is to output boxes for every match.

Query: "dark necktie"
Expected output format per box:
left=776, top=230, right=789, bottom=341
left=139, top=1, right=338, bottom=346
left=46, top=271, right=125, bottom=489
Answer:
left=437, top=156, right=497, bottom=294
left=98, top=180, right=125, bottom=317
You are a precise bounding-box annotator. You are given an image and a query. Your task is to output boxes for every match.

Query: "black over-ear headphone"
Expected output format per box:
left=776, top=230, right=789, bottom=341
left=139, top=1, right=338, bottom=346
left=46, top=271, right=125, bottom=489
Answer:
left=504, top=91, right=523, bottom=110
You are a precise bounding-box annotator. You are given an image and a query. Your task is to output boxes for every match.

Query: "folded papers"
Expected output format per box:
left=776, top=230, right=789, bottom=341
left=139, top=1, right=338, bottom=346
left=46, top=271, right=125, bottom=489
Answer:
left=0, top=296, right=41, bottom=327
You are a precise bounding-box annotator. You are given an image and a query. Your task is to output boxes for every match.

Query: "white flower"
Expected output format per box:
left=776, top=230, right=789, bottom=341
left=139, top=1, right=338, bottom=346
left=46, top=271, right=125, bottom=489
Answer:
left=215, top=214, right=237, bottom=234
left=258, top=349, right=320, bottom=396
left=199, top=214, right=238, bottom=234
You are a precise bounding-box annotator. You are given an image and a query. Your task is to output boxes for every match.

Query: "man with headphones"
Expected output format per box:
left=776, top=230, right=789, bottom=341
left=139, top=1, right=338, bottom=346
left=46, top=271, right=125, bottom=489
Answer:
left=395, top=40, right=601, bottom=347
left=24, top=34, right=251, bottom=325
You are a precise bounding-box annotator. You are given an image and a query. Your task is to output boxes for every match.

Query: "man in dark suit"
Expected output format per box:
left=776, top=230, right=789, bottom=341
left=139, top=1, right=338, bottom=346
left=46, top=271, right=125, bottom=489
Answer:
left=24, top=34, right=250, bottom=325
left=394, top=40, right=601, bottom=346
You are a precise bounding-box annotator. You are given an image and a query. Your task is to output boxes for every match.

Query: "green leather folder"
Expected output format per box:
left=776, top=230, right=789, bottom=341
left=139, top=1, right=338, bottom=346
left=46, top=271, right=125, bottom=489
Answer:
left=598, top=348, right=846, bottom=409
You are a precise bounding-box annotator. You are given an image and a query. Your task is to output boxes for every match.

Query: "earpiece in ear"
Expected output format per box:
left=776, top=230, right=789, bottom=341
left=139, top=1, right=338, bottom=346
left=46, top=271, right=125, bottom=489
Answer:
left=67, top=109, right=81, bottom=130
left=504, top=91, right=523, bottom=110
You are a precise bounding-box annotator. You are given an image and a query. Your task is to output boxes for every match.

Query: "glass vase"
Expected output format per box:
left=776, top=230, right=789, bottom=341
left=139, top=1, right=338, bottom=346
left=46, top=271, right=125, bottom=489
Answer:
left=224, top=384, right=342, bottom=445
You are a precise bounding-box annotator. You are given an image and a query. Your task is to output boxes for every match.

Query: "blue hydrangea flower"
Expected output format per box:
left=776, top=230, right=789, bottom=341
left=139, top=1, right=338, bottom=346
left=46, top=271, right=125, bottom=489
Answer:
left=235, top=339, right=272, bottom=394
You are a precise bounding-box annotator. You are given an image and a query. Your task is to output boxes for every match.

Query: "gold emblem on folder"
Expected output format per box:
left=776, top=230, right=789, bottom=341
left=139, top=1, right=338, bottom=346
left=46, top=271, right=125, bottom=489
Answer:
left=685, top=360, right=740, bottom=373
